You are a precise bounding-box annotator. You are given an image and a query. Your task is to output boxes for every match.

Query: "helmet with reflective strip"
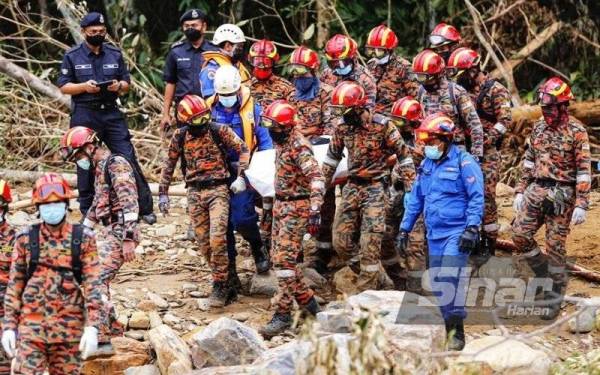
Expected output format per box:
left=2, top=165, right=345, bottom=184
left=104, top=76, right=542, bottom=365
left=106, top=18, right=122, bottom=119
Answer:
left=262, top=99, right=297, bottom=129
left=429, top=22, right=461, bottom=47
left=177, top=95, right=211, bottom=124
left=415, top=112, right=455, bottom=141
left=538, top=77, right=574, bottom=105
left=212, top=23, right=246, bottom=45
left=249, top=39, right=279, bottom=61
left=391, top=97, right=423, bottom=122
left=32, top=172, right=74, bottom=205
left=325, top=34, right=358, bottom=60
left=365, top=25, right=398, bottom=50
left=0, top=179, right=12, bottom=205
left=331, top=81, right=367, bottom=108
left=447, top=47, right=480, bottom=70
left=412, top=49, right=445, bottom=75
left=289, top=46, right=320, bottom=69
left=60, top=126, right=99, bottom=162
left=214, top=65, right=242, bottom=94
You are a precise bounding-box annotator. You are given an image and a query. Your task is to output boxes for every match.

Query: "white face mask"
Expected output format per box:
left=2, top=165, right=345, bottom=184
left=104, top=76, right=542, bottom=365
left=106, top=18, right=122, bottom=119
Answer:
left=39, top=202, right=67, bottom=225
left=375, top=54, right=391, bottom=65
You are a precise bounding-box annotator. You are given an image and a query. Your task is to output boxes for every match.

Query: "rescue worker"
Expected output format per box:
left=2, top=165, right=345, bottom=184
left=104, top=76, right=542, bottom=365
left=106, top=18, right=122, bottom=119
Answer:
left=258, top=100, right=325, bottom=337
left=159, top=95, right=251, bottom=307
left=60, top=126, right=141, bottom=351
left=1, top=173, right=102, bottom=372
left=160, top=8, right=219, bottom=131
left=429, top=22, right=462, bottom=63
left=286, top=46, right=335, bottom=273
left=447, top=48, right=512, bottom=258
left=413, top=49, right=484, bottom=161
left=322, top=82, right=416, bottom=290
left=207, top=65, right=272, bottom=288
left=0, top=180, right=15, bottom=374
left=321, top=34, right=377, bottom=111
left=199, top=23, right=251, bottom=98
left=511, top=77, right=590, bottom=320
left=398, top=113, right=484, bottom=351
left=57, top=12, right=143, bottom=216
left=365, top=25, right=419, bottom=113
left=382, top=98, right=427, bottom=292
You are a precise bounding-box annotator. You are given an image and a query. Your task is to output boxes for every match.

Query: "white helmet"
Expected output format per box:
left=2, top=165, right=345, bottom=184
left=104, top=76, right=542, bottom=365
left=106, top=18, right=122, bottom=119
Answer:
left=214, top=65, right=242, bottom=94
left=212, top=24, right=246, bottom=45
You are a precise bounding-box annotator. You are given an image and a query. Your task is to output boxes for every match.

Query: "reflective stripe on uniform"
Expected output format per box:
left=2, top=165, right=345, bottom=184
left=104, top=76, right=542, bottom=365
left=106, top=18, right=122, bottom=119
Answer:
left=311, top=180, right=325, bottom=191
left=576, top=174, right=591, bottom=183
left=398, top=157, right=414, bottom=166
left=493, top=122, right=507, bottom=134
left=124, top=212, right=139, bottom=222
left=522, top=246, right=540, bottom=258
left=316, top=241, right=332, bottom=249
left=275, top=269, right=296, bottom=278
left=523, top=160, right=534, bottom=169
left=483, top=223, right=500, bottom=233
left=323, top=154, right=340, bottom=167
left=362, top=264, right=380, bottom=273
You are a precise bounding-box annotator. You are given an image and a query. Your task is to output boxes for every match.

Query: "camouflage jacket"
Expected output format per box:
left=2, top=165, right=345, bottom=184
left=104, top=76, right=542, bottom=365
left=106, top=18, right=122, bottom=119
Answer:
left=516, top=119, right=591, bottom=209
left=159, top=123, right=250, bottom=193
left=392, top=132, right=425, bottom=187
left=287, top=82, right=334, bottom=138
left=275, top=129, right=325, bottom=209
left=367, top=55, right=419, bottom=114
left=250, top=75, right=294, bottom=109
left=417, top=78, right=484, bottom=158
left=3, top=223, right=103, bottom=343
left=321, top=64, right=377, bottom=110
left=323, top=114, right=416, bottom=188
left=469, top=78, right=512, bottom=148
left=0, top=222, right=16, bottom=315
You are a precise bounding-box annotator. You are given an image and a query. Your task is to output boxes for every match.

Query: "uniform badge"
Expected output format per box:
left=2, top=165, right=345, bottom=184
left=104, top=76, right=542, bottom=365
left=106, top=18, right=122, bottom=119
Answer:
left=62, top=68, right=69, bottom=75
left=99, top=15, right=104, bottom=24
left=466, top=176, right=476, bottom=184
left=192, top=10, right=198, bottom=18
left=207, top=70, right=215, bottom=79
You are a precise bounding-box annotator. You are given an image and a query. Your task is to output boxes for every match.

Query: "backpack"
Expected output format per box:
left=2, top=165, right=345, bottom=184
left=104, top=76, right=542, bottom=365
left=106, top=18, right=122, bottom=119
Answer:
left=475, top=79, right=499, bottom=124
left=26, top=223, right=83, bottom=283
left=103, top=154, right=156, bottom=225
left=418, top=82, right=464, bottom=126
left=176, top=124, right=229, bottom=178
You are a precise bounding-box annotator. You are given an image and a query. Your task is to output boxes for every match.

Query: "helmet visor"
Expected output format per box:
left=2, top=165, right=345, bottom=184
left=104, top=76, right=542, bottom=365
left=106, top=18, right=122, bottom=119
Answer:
left=390, top=118, right=406, bottom=128
left=190, top=112, right=211, bottom=126
left=538, top=92, right=558, bottom=106
left=364, top=47, right=387, bottom=58
left=327, top=58, right=351, bottom=69
left=429, top=35, right=447, bottom=47
left=39, top=183, right=67, bottom=201
left=261, top=117, right=277, bottom=128
left=288, top=64, right=310, bottom=76
left=251, top=56, right=274, bottom=68
left=331, top=105, right=353, bottom=117
left=413, top=72, right=434, bottom=83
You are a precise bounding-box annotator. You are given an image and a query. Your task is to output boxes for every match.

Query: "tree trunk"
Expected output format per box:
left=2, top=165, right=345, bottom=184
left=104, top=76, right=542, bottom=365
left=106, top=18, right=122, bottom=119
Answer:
left=315, top=0, right=330, bottom=49
left=512, top=100, right=600, bottom=127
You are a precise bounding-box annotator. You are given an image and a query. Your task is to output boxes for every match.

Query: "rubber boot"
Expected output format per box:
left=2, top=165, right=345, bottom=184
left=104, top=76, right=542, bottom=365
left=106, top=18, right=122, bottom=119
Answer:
left=251, top=241, right=271, bottom=274
left=383, top=263, right=407, bottom=291
left=446, top=315, right=466, bottom=351
left=227, top=261, right=242, bottom=293
left=540, top=284, right=565, bottom=321
left=259, top=312, right=293, bottom=338
left=302, top=296, right=321, bottom=317
left=208, top=281, right=235, bottom=308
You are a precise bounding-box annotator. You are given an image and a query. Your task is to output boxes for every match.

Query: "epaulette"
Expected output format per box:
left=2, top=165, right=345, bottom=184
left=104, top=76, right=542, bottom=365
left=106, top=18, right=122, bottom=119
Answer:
left=170, top=40, right=185, bottom=49
left=65, top=44, right=83, bottom=54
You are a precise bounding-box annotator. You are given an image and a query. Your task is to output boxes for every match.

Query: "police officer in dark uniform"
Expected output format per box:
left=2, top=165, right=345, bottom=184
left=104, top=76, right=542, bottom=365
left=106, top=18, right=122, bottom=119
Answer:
left=58, top=12, right=139, bottom=215
left=160, top=9, right=219, bottom=131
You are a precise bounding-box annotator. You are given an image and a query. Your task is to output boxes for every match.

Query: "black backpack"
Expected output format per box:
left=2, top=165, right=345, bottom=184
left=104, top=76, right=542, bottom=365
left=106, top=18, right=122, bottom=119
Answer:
left=26, top=223, right=83, bottom=283
left=103, top=154, right=156, bottom=225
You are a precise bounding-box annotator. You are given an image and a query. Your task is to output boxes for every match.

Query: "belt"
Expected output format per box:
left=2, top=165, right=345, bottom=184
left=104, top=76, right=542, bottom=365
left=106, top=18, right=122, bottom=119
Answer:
left=189, top=178, right=229, bottom=190
left=347, top=175, right=388, bottom=185
left=534, top=178, right=575, bottom=188
left=275, top=194, right=310, bottom=202
left=76, top=102, right=118, bottom=110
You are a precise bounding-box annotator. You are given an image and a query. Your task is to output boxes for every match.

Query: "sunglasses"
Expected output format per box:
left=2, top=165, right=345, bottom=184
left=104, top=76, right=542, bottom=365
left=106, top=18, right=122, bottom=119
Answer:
left=330, top=106, right=354, bottom=117
left=537, top=92, right=558, bottom=106
left=364, top=47, right=387, bottom=58
left=326, top=58, right=352, bottom=69
left=413, top=72, right=435, bottom=83
left=288, top=64, right=310, bottom=76
left=39, top=183, right=67, bottom=200
left=251, top=57, right=274, bottom=68
left=190, top=112, right=211, bottom=126
left=261, top=117, right=279, bottom=128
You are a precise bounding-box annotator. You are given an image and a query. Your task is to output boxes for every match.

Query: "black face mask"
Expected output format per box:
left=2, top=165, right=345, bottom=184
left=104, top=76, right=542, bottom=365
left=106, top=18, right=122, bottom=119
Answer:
left=457, top=75, right=475, bottom=91
left=231, top=45, right=245, bottom=63
left=189, top=126, right=208, bottom=137
left=269, top=129, right=289, bottom=144
left=184, top=28, right=202, bottom=42
left=438, top=50, right=451, bottom=62
left=86, top=34, right=105, bottom=47
left=343, top=109, right=363, bottom=127
left=422, top=79, right=440, bottom=93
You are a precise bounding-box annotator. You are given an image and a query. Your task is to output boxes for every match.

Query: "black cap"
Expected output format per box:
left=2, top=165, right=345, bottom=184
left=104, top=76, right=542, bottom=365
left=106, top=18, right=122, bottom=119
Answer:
left=180, top=9, right=206, bottom=24
left=80, top=12, right=106, bottom=28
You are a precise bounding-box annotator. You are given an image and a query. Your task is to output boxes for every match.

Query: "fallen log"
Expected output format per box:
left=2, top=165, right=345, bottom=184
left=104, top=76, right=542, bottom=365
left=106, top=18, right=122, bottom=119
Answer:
left=496, top=239, right=600, bottom=283
left=512, top=101, right=600, bottom=127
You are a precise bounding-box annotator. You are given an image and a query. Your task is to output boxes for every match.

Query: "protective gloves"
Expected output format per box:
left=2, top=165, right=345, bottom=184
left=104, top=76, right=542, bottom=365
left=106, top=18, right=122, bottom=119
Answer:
left=459, top=226, right=480, bottom=254
left=230, top=176, right=247, bottom=194
left=571, top=207, right=586, bottom=225
left=158, top=194, right=170, bottom=215
left=1, top=330, right=16, bottom=358
left=396, top=230, right=409, bottom=254
left=513, top=193, right=524, bottom=213
left=79, top=326, right=99, bottom=360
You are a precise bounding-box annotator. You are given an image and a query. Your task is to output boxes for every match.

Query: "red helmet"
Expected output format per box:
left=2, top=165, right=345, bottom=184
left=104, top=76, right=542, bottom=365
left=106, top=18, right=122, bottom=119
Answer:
left=289, top=46, right=320, bottom=70
left=365, top=25, right=398, bottom=50
left=538, top=77, right=574, bottom=105
left=412, top=49, right=445, bottom=82
left=248, top=39, right=279, bottom=68
left=262, top=100, right=297, bottom=129
left=415, top=112, right=455, bottom=142
left=60, top=126, right=99, bottom=161
left=331, top=81, right=367, bottom=115
left=325, top=34, right=358, bottom=61
left=429, top=23, right=461, bottom=47
left=0, top=180, right=12, bottom=205
left=447, top=47, right=480, bottom=77
left=177, top=95, right=211, bottom=125
left=32, top=173, right=74, bottom=205
left=391, top=97, right=423, bottom=123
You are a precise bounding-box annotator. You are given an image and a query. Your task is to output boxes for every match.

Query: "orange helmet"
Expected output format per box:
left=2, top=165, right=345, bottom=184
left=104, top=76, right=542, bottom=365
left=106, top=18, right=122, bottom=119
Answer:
left=289, top=46, right=320, bottom=75
left=325, top=34, right=358, bottom=61
left=60, top=126, right=99, bottom=161
left=538, top=77, right=574, bottom=106
left=415, top=113, right=455, bottom=142
left=447, top=47, right=480, bottom=78
left=32, top=173, right=74, bottom=205
left=412, top=49, right=445, bottom=83
left=429, top=23, right=461, bottom=47
left=390, top=97, right=423, bottom=127
left=177, top=95, right=211, bottom=125
left=330, top=81, right=367, bottom=115
left=366, top=25, right=398, bottom=50
left=261, top=100, right=297, bottom=129
left=248, top=39, right=279, bottom=68
left=0, top=179, right=12, bottom=205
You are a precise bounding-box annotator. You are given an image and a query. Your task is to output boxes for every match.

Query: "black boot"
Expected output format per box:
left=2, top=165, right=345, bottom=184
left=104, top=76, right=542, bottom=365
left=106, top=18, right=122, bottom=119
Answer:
left=302, top=296, right=321, bottom=317
left=259, top=312, right=293, bottom=338
left=227, top=261, right=242, bottom=293
left=208, top=281, right=235, bottom=308
left=251, top=241, right=271, bottom=274
left=383, top=263, right=407, bottom=291
left=540, top=284, right=565, bottom=321
left=446, top=316, right=466, bottom=351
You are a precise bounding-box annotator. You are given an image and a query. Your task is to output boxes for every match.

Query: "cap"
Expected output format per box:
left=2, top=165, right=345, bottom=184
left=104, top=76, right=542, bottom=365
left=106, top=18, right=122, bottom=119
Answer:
left=80, top=12, right=106, bottom=28
left=180, top=9, right=207, bottom=24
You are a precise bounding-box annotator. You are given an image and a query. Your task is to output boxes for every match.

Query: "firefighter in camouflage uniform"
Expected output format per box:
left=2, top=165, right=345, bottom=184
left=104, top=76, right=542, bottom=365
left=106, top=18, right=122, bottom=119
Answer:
left=0, top=180, right=16, bottom=374
left=428, top=22, right=462, bottom=64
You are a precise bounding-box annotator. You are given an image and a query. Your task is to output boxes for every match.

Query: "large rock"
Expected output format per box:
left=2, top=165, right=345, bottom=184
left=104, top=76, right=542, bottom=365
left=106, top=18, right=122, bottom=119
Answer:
left=129, top=311, right=150, bottom=330
left=112, top=337, right=151, bottom=356
left=568, top=297, right=600, bottom=333
left=155, top=224, right=177, bottom=237
left=124, top=365, right=161, bottom=375
left=149, top=324, right=193, bottom=375
left=317, top=310, right=353, bottom=333
left=82, top=338, right=150, bottom=375
left=147, top=291, right=170, bottom=309
left=253, top=340, right=313, bottom=375
left=332, top=266, right=359, bottom=295
left=456, top=336, right=551, bottom=375
left=249, top=271, right=278, bottom=296
left=190, top=317, right=267, bottom=368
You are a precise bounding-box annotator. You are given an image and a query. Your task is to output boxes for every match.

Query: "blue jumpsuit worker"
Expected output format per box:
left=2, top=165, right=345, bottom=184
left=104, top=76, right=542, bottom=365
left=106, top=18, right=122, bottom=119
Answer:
left=57, top=12, right=138, bottom=215
left=160, top=8, right=219, bottom=131
left=398, top=113, right=484, bottom=351
left=207, top=65, right=273, bottom=285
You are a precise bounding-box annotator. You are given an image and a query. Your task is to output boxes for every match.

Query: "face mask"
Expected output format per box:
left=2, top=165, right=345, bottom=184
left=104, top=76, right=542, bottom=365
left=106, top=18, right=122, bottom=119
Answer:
left=424, top=144, right=443, bottom=160
left=76, top=158, right=91, bottom=171
left=253, top=67, right=272, bottom=80
left=375, top=54, right=391, bottom=65
left=184, top=28, right=202, bottom=42
left=85, top=34, right=105, bottom=47
left=438, top=50, right=451, bottom=62
left=219, top=95, right=237, bottom=108
left=422, top=79, right=440, bottom=93
left=457, top=75, right=475, bottom=91
left=294, top=76, right=316, bottom=93
left=542, top=105, right=569, bottom=128
left=334, top=63, right=353, bottom=76
left=231, top=44, right=245, bottom=62
left=269, top=129, right=289, bottom=144
left=39, top=202, right=67, bottom=225
left=189, top=126, right=208, bottom=137
left=343, top=109, right=363, bottom=127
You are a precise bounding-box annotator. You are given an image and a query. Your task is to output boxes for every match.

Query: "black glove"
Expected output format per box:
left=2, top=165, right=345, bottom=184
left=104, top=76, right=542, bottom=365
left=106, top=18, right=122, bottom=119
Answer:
left=396, top=230, right=409, bottom=254
left=459, top=226, right=480, bottom=254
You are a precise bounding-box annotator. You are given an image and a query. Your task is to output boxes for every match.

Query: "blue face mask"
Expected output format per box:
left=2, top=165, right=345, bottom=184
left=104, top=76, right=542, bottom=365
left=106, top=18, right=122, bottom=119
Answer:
left=76, top=158, right=91, bottom=171
left=219, top=95, right=238, bottom=108
left=39, top=202, right=67, bottom=225
left=424, top=145, right=443, bottom=160
left=294, top=77, right=320, bottom=100
left=334, top=64, right=353, bottom=76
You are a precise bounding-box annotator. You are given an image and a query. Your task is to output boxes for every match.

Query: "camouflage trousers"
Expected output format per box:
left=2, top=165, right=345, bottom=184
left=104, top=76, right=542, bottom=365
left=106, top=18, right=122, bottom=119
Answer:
left=13, top=340, right=80, bottom=375
left=482, top=147, right=500, bottom=241
left=189, top=185, right=230, bottom=282
left=305, top=187, right=336, bottom=267
left=382, top=188, right=427, bottom=292
left=334, top=180, right=386, bottom=291
left=272, top=199, right=314, bottom=314
left=98, top=225, right=126, bottom=343
left=0, top=347, right=9, bottom=375
left=511, top=183, right=574, bottom=289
